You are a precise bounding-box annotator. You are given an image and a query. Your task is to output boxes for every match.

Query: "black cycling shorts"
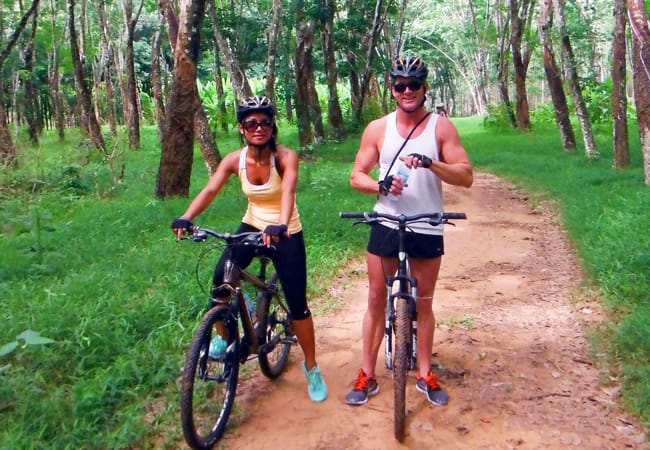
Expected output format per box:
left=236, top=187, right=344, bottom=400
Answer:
left=367, top=223, right=444, bottom=258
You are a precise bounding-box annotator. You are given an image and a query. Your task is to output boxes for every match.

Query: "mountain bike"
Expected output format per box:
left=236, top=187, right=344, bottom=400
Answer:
left=340, top=211, right=466, bottom=441
left=178, top=227, right=295, bottom=450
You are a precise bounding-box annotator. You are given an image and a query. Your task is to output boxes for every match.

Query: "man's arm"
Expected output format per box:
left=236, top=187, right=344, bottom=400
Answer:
left=431, top=117, right=473, bottom=188
left=350, top=118, right=385, bottom=195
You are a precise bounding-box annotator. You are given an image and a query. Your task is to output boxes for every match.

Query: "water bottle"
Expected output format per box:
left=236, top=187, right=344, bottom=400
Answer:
left=396, top=164, right=410, bottom=186
left=244, top=293, right=257, bottom=324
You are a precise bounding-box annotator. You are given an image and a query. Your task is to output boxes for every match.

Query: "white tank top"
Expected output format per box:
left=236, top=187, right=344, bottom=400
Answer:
left=375, top=111, right=444, bottom=235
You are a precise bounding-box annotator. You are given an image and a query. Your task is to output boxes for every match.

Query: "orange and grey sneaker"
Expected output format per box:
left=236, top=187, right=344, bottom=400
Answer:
left=416, top=370, right=449, bottom=406
left=345, top=369, right=379, bottom=405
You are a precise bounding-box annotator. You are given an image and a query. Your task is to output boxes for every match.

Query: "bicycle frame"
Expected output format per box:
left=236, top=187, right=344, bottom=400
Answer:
left=384, top=223, right=418, bottom=372
left=210, top=242, right=274, bottom=360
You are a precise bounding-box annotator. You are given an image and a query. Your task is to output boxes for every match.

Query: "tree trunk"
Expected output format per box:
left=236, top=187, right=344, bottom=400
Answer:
left=151, top=31, right=166, bottom=143
left=352, top=0, right=386, bottom=126
left=628, top=0, right=650, bottom=183
left=68, top=0, right=106, bottom=153
left=0, top=0, right=40, bottom=166
left=97, top=0, right=118, bottom=136
left=160, top=0, right=221, bottom=174
left=21, top=7, right=41, bottom=145
left=537, top=0, right=575, bottom=150
left=155, top=0, right=207, bottom=198
left=207, top=2, right=228, bottom=132
left=322, top=0, right=345, bottom=140
left=123, top=0, right=143, bottom=150
left=48, top=50, right=66, bottom=141
left=265, top=0, right=283, bottom=103
left=468, top=0, right=488, bottom=114
left=509, top=0, right=532, bottom=131
left=553, top=0, right=597, bottom=159
left=294, top=1, right=314, bottom=148
left=207, top=2, right=252, bottom=100
left=495, top=1, right=517, bottom=127
left=612, top=0, right=629, bottom=168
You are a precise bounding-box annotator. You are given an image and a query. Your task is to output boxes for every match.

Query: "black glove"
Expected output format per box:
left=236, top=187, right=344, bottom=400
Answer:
left=408, top=153, right=432, bottom=168
left=264, top=224, right=288, bottom=238
left=378, top=175, right=394, bottom=196
left=171, top=217, right=194, bottom=231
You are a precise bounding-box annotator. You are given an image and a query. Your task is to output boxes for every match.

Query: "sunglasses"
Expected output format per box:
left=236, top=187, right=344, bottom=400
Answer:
left=393, top=80, right=423, bottom=93
left=242, top=118, right=274, bottom=132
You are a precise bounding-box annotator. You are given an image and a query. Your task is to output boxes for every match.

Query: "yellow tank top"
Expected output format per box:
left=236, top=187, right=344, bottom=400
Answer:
left=239, top=148, right=302, bottom=233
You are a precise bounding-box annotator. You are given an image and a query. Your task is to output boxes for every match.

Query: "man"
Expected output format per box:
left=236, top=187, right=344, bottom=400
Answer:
left=345, top=55, right=473, bottom=406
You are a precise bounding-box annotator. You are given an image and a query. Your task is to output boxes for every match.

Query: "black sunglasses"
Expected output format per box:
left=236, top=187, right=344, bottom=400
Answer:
left=393, top=80, right=423, bottom=93
left=242, top=118, right=274, bottom=132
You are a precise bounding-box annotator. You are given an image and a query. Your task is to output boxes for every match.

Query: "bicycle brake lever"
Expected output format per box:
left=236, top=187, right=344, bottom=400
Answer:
left=192, top=230, right=208, bottom=241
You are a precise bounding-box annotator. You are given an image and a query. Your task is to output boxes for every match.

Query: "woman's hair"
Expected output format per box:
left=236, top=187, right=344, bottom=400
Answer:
left=236, top=95, right=278, bottom=151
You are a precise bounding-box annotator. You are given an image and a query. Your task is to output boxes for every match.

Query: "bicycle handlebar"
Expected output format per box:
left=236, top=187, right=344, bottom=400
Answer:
left=185, top=227, right=265, bottom=247
left=339, top=211, right=466, bottom=225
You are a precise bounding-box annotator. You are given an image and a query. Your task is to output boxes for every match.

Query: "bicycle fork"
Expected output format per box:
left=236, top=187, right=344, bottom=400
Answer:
left=384, top=278, right=418, bottom=371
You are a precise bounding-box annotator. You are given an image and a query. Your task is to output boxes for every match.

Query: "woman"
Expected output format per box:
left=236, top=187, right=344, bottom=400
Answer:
left=171, top=96, right=327, bottom=403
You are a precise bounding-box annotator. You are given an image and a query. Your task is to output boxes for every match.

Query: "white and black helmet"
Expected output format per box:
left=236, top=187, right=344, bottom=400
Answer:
left=390, top=56, right=428, bottom=81
left=236, top=95, right=276, bottom=122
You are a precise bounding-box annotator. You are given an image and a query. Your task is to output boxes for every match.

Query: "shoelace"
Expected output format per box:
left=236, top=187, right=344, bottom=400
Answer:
left=422, top=371, right=441, bottom=389
left=354, top=371, right=373, bottom=390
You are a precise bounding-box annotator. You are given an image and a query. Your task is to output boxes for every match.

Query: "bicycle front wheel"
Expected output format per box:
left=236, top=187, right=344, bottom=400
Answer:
left=393, top=297, right=411, bottom=442
left=180, top=305, right=240, bottom=449
left=257, top=272, right=294, bottom=379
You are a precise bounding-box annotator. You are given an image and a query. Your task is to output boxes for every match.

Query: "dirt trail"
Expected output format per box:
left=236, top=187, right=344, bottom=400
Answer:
left=213, top=172, right=647, bottom=449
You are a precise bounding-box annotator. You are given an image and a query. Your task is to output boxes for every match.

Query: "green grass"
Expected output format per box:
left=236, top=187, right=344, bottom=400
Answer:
left=2, top=116, right=650, bottom=447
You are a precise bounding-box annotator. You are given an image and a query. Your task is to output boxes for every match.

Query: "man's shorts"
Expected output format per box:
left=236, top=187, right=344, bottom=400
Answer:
left=367, top=223, right=444, bottom=258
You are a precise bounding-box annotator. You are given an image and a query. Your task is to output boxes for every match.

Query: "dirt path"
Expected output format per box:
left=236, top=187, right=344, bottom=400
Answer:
left=214, top=172, right=647, bottom=449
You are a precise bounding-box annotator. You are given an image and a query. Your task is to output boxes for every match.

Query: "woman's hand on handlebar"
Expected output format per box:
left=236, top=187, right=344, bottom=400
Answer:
left=171, top=217, right=194, bottom=240
left=263, top=224, right=288, bottom=247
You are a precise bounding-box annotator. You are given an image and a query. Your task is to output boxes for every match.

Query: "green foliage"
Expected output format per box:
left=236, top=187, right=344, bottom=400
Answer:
left=482, top=103, right=513, bottom=130
left=581, top=77, right=612, bottom=125
left=530, top=102, right=558, bottom=124
left=0, top=330, right=55, bottom=359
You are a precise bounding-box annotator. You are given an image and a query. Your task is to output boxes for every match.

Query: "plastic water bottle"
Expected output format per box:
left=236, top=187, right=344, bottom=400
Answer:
left=397, top=164, right=410, bottom=186
left=244, top=293, right=257, bottom=323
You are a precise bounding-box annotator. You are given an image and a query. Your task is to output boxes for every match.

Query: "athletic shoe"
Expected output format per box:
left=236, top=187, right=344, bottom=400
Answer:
left=208, top=335, right=227, bottom=359
left=345, top=369, right=380, bottom=405
left=416, top=370, right=448, bottom=406
left=302, top=361, right=328, bottom=402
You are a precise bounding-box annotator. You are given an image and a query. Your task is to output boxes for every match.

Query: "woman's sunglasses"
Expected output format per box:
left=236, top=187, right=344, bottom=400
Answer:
left=242, top=118, right=274, bottom=132
left=393, top=80, right=423, bottom=93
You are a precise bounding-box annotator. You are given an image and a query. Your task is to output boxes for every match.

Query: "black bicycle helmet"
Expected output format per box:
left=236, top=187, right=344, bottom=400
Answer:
left=236, top=95, right=276, bottom=122
left=389, top=55, right=428, bottom=81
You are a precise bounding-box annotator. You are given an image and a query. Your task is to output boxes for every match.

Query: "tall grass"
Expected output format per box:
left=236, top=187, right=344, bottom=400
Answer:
left=1, top=117, right=649, bottom=448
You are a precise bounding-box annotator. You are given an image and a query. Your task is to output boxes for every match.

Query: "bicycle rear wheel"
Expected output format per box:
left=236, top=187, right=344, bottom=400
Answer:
left=393, top=297, right=411, bottom=442
left=180, top=305, right=240, bottom=449
left=257, top=272, right=294, bottom=379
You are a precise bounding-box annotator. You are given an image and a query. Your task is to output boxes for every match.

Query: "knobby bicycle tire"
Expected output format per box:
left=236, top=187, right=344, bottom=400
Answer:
left=257, top=272, right=293, bottom=378
left=393, top=297, right=411, bottom=442
left=180, top=305, right=240, bottom=449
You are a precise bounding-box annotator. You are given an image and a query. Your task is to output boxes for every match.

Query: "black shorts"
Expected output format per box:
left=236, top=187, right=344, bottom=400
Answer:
left=367, top=223, right=444, bottom=258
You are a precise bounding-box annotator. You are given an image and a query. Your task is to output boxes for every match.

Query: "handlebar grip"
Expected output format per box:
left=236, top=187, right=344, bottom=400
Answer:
left=339, top=211, right=366, bottom=219
left=443, top=212, right=467, bottom=220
